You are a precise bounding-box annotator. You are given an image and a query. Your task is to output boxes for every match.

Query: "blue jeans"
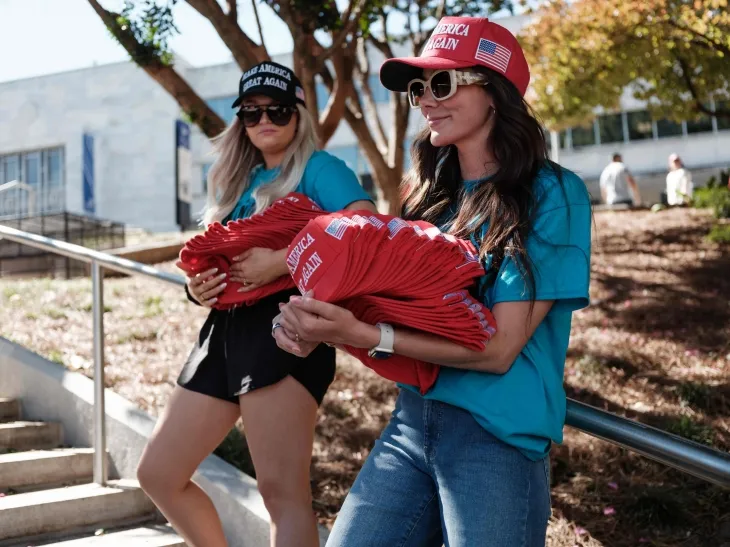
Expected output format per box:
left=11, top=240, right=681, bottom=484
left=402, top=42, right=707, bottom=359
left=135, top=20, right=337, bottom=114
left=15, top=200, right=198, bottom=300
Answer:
left=326, top=389, right=551, bottom=547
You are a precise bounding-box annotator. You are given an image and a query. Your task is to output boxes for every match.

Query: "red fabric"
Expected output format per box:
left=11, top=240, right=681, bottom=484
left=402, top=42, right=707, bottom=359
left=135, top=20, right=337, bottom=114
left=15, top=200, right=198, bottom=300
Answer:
left=178, top=196, right=498, bottom=394
left=177, top=193, right=323, bottom=309
left=287, top=211, right=497, bottom=394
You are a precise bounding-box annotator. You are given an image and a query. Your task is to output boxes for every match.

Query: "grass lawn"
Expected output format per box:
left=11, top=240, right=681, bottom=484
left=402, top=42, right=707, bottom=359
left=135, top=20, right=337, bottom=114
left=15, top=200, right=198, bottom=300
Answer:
left=1, top=207, right=728, bottom=546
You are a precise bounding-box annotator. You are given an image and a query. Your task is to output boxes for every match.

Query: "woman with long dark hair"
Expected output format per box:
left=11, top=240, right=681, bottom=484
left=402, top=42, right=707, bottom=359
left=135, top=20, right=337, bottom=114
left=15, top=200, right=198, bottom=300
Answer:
left=274, top=17, right=592, bottom=546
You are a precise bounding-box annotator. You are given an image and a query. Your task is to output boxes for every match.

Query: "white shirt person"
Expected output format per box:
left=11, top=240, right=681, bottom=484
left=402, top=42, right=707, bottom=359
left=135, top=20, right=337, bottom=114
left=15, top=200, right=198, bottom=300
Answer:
left=599, top=153, right=642, bottom=206
left=666, top=153, right=693, bottom=206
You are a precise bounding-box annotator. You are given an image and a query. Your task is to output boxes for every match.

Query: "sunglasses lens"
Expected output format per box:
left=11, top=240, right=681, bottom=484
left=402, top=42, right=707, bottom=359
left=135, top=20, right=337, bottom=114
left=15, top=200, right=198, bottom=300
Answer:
left=267, top=106, right=295, bottom=126
left=430, top=71, right=453, bottom=99
left=240, top=108, right=263, bottom=127
left=408, top=82, right=425, bottom=107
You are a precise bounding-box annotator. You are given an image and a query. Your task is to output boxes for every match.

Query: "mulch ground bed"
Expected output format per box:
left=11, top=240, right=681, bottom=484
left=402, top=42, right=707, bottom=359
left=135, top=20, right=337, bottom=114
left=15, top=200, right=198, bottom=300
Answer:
left=1, top=207, right=727, bottom=546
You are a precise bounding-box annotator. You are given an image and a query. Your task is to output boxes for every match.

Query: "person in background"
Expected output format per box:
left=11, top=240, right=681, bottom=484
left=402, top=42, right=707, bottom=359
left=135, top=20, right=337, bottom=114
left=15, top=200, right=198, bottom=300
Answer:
left=599, top=153, right=642, bottom=207
left=666, top=153, right=693, bottom=206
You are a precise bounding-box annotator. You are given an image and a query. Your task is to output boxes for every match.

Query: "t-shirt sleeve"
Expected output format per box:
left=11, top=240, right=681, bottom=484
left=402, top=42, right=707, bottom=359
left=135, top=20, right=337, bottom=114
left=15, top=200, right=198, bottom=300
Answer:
left=492, top=172, right=592, bottom=313
left=305, top=154, right=373, bottom=212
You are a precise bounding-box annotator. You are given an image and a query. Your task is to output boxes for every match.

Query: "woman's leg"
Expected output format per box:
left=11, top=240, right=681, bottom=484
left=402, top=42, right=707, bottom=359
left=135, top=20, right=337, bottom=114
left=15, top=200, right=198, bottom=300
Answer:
left=238, top=375, right=321, bottom=547
left=137, top=386, right=240, bottom=547
left=326, top=389, right=444, bottom=547
left=431, top=402, right=551, bottom=547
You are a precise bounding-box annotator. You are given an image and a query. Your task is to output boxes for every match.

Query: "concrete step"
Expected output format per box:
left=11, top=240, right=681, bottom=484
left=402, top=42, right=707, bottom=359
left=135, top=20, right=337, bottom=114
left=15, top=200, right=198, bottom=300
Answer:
left=0, top=421, right=62, bottom=452
left=0, top=399, right=19, bottom=423
left=37, top=524, right=185, bottom=546
left=0, top=448, right=95, bottom=491
left=0, top=479, right=157, bottom=542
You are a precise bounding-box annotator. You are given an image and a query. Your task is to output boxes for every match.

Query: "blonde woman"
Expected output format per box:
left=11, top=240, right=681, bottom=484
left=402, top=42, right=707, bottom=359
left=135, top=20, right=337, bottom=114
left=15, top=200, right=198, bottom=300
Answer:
left=137, top=61, right=376, bottom=547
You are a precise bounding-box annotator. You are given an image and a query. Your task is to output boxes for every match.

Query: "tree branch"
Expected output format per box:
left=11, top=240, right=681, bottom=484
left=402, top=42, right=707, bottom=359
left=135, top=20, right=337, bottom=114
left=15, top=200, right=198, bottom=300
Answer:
left=186, top=0, right=268, bottom=69
left=675, top=54, right=717, bottom=118
left=250, top=0, right=266, bottom=53
left=227, top=0, right=237, bottom=21
left=435, top=0, right=447, bottom=20
left=356, top=38, right=388, bottom=153
left=87, top=0, right=225, bottom=138
left=318, top=50, right=351, bottom=144
left=665, top=18, right=730, bottom=58
left=317, top=0, right=367, bottom=63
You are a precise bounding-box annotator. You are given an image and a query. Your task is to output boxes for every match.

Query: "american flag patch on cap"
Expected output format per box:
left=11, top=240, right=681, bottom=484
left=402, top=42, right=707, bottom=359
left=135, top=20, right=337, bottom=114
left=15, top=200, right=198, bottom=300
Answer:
left=474, top=38, right=511, bottom=73
left=295, top=86, right=306, bottom=102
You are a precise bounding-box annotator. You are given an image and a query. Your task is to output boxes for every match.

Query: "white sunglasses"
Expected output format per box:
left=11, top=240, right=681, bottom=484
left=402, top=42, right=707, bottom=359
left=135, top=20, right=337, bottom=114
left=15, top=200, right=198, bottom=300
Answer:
left=406, top=69, right=488, bottom=109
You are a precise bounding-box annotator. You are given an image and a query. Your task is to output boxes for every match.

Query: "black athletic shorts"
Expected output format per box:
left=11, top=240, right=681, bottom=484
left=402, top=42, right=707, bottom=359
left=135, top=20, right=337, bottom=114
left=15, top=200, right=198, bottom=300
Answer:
left=177, top=288, right=336, bottom=406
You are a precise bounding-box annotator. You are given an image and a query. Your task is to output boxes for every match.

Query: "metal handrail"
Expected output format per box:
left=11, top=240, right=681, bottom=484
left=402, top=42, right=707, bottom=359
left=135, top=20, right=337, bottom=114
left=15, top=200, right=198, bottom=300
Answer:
left=1, top=224, right=729, bottom=488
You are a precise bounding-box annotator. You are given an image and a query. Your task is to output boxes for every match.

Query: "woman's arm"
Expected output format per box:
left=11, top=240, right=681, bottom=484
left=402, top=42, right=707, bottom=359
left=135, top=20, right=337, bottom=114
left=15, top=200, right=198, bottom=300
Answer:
left=279, top=296, right=554, bottom=374
left=233, top=200, right=378, bottom=290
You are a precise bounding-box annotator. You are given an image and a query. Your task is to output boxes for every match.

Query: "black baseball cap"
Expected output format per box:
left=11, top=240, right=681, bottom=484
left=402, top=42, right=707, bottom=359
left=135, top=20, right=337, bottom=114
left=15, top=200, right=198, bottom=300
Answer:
left=231, top=61, right=306, bottom=108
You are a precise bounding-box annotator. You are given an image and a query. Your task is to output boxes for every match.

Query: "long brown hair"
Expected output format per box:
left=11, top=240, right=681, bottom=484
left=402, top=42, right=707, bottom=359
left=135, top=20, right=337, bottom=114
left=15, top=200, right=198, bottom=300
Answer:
left=402, top=67, right=562, bottom=301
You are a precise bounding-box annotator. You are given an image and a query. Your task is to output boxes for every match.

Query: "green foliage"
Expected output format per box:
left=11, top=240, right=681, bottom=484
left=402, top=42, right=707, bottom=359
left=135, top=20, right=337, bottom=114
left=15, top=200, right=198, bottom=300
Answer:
left=47, top=350, right=65, bottom=365
left=521, top=0, right=730, bottom=130
left=2, top=287, right=18, bottom=299
left=45, top=308, right=67, bottom=320
left=116, top=0, right=179, bottom=66
left=693, top=178, right=730, bottom=219
left=706, top=223, right=730, bottom=244
left=676, top=381, right=711, bottom=410
left=666, top=415, right=715, bottom=446
left=143, top=295, right=164, bottom=317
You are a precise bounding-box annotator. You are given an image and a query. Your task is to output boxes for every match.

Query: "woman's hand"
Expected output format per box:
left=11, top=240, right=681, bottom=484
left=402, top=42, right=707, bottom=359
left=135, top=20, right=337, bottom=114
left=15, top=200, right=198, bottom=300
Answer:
left=278, top=293, right=380, bottom=349
left=271, top=313, right=320, bottom=357
left=182, top=265, right=227, bottom=308
left=229, top=248, right=288, bottom=292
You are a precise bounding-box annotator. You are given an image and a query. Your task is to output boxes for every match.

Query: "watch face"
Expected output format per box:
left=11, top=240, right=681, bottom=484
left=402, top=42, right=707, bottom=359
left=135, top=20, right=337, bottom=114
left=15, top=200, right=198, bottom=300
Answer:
left=369, top=350, right=394, bottom=360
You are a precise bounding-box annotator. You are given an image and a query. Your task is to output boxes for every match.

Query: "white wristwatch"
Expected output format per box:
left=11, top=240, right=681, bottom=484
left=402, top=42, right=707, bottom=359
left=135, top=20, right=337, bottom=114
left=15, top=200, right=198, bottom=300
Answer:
left=367, top=323, right=395, bottom=360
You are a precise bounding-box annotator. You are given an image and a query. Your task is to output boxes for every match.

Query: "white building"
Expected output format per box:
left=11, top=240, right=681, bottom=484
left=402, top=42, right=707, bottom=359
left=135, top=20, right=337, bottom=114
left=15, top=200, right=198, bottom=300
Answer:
left=1, top=16, right=728, bottom=232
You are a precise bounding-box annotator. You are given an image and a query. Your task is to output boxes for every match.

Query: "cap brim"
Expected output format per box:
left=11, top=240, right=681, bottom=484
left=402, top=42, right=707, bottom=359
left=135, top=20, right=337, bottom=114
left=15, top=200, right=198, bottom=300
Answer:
left=231, top=87, right=298, bottom=109
left=380, top=57, right=472, bottom=92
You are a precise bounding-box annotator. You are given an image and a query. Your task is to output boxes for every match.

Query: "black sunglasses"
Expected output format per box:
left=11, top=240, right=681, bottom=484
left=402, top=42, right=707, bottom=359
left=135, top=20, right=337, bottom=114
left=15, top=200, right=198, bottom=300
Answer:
left=237, top=104, right=297, bottom=127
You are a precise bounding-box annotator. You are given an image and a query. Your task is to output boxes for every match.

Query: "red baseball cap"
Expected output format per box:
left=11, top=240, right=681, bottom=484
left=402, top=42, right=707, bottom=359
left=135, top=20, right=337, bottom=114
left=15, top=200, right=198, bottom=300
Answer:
left=380, top=16, right=530, bottom=97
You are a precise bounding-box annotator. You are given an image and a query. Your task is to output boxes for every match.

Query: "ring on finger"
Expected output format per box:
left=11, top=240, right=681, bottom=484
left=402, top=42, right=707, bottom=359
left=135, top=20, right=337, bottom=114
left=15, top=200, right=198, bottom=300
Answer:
left=271, top=322, right=283, bottom=337
left=294, top=332, right=300, bottom=342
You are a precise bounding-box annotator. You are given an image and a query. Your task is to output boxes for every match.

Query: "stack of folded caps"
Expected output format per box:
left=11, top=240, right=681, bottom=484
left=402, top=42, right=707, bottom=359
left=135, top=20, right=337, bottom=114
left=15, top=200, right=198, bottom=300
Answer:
left=287, top=211, right=497, bottom=393
left=177, top=193, right=323, bottom=308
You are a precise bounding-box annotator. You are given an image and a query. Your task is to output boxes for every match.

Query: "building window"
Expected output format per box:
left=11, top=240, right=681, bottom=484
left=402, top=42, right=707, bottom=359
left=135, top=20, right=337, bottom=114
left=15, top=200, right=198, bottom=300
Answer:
left=0, top=147, right=65, bottom=217
left=598, top=113, right=624, bottom=145
left=206, top=96, right=238, bottom=126
left=559, top=130, right=569, bottom=149
left=571, top=122, right=596, bottom=148
left=626, top=110, right=653, bottom=141
left=656, top=118, right=683, bottom=138
left=717, top=101, right=730, bottom=131
left=686, top=113, right=714, bottom=135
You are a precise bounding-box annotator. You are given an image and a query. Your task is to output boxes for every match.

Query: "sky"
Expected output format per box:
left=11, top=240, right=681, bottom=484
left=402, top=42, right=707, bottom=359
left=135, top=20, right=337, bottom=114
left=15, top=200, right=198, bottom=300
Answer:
left=0, top=0, right=519, bottom=84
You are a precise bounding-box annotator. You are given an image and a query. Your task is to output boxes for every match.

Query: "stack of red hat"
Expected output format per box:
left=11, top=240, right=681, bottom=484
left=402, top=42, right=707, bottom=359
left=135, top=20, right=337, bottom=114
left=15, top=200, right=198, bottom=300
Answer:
left=177, top=193, right=323, bottom=308
left=287, top=211, right=497, bottom=393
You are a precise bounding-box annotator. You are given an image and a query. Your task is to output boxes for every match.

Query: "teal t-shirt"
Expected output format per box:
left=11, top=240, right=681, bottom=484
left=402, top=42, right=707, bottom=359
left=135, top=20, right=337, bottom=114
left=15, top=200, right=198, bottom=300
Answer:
left=229, top=150, right=371, bottom=220
left=402, top=165, right=592, bottom=461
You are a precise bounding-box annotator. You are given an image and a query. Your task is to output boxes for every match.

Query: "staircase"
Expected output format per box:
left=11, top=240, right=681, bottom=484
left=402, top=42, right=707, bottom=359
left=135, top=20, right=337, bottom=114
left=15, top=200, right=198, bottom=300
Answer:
left=0, top=397, right=184, bottom=546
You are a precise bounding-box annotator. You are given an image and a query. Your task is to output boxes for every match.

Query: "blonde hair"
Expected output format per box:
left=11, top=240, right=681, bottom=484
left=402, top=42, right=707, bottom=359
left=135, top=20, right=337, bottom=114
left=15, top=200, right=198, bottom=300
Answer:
left=202, top=104, right=317, bottom=225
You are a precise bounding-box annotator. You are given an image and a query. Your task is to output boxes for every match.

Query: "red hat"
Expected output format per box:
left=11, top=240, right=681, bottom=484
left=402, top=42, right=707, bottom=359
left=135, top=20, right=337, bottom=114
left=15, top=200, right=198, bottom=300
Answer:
left=380, top=16, right=530, bottom=97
